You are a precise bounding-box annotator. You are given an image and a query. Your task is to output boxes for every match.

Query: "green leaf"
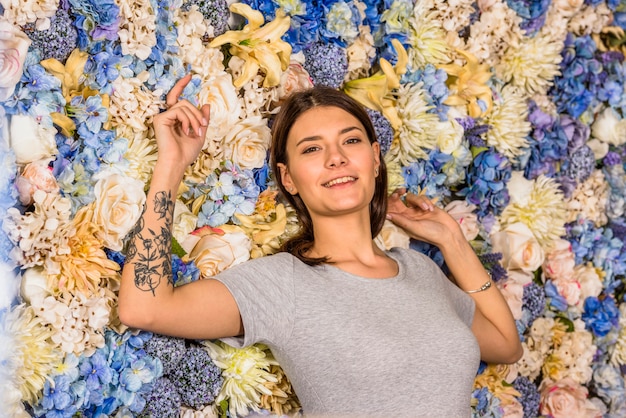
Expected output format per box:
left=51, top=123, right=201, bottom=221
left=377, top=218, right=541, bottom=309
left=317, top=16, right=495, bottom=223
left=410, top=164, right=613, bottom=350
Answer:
left=171, top=236, right=187, bottom=258
left=555, top=315, right=575, bottom=332
left=470, top=146, right=488, bottom=159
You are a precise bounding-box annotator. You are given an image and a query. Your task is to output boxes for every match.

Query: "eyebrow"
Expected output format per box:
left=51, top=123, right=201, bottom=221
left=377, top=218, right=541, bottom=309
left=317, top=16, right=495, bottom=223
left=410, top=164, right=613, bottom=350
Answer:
left=295, top=126, right=364, bottom=147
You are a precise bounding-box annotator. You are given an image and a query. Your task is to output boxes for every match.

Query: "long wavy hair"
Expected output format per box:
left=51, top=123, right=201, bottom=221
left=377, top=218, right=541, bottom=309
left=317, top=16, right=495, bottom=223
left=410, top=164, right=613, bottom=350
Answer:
left=270, top=86, right=388, bottom=266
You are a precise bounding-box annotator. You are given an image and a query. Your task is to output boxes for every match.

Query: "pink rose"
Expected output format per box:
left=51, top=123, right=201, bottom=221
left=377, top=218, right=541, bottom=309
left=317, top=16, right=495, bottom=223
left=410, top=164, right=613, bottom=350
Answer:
left=444, top=200, right=479, bottom=241
left=276, top=63, right=313, bottom=103
left=552, top=275, right=581, bottom=306
left=543, top=239, right=576, bottom=281
left=15, top=160, right=59, bottom=206
left=491, top=222, right=545, bottom=272
left=540, top=378, right=602, bottom=418
left=0, top=21, right=31, bottom=101
left=502, top=399, right=524, bottom=418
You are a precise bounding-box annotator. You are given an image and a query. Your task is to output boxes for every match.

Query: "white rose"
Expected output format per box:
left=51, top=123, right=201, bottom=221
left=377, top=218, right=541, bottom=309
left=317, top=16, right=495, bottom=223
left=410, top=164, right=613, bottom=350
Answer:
left=92, top=173, right=146, bottom=251
left=198, top=72, right=242, bottom=140
left=183, top=225, right=251, bottom=277
left=9, top=114, right=58, bottom=164
left=585, top=138, right=609, bottom=160
left=507, top=170, right=533, bottom=206
left=374, top=219, right=410, bottom=250
left=574, top=264, right=603, bottom=302
left=508, top=269, right=534, bottom=286
left=436, top=119, right=464, bottom=154
left=173, top=200, right=198, bottom=243
left=502, top=399, right=524, bottom=418
left=19, top=266, right=51, bottom=304
left=444, top=200, right=479, bottom=241
left=0, top=21, right=31, bottom=101
left=491, top=222, right=545, bottom=272
left=591, top=107, right=626, bottom=146
left=221, top=115, right=271, bottom=170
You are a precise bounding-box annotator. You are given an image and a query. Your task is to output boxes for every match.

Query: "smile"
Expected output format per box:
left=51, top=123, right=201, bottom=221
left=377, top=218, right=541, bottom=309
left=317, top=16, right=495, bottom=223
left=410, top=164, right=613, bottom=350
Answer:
left=323, top=176, right=356, bottom=187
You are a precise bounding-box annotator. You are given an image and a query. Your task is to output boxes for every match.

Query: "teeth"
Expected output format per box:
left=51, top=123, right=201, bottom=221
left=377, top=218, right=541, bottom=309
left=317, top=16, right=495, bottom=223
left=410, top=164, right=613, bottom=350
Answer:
left=324, top=176, right=355, bottom=187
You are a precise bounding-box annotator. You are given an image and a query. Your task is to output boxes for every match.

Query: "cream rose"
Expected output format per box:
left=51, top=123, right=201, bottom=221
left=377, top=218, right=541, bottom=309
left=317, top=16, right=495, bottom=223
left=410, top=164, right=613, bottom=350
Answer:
left=574, top=264, right=603, bottom=303
left=444, top=200, right=479, bottom=241
left=15, top=160, right=59, bottom=205
left=436, top=119, right=464, bottom=154
left=374, top=219, right=411, bottom=250
left=539, top=378, right=602, bottom=418
left=198, top=72, right=242, bottom=141
left=220, top=115, right=271, bottom=170
left=9, top=114, right=58, bottom=164
left=173, top=200, right=198, bottom=244
left=490, top=222, right=545, bottom=272
left=276, top=62, right=313, bottom=103
left=591, top=107, right=626, bottom=146
left=0, top=21, right=31, bottom=101
left=502, top=399, right=524, bottom=418
left=19, top=266, right=51, bottom=304
left=92, top=173, right=147, bottom=251
left=543, top=239, right=575, bottom=281
left=182, top=225, right=251, bottom=277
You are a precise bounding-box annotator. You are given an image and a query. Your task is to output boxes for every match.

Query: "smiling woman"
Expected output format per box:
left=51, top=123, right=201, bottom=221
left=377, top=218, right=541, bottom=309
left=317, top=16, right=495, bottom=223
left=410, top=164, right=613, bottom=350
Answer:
left=118, top=80, right=522, bottom=418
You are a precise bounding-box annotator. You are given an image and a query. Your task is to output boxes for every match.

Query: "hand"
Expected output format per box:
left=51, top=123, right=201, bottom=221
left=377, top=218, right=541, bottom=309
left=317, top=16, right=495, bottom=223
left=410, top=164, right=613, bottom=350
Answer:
left=386, top=188, right=463, bottom=248
left=153, top=74, right=211, bottom=169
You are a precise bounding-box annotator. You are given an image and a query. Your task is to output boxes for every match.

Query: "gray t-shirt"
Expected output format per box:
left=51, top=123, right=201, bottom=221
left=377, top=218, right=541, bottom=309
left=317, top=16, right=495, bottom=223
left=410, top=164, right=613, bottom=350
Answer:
left=215, top=247, right=480, bottom=417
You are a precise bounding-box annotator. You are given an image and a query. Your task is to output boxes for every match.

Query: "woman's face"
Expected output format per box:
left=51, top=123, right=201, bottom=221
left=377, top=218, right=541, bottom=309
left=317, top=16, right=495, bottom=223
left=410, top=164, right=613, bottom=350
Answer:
left=277, top=106, right=381, bottom=220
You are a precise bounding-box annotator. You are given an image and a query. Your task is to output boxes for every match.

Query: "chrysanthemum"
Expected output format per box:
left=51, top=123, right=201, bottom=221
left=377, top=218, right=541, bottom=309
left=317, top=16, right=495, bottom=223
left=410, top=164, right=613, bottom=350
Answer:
left=203, top=341, right=279, bottom=417
left=50, top=206, right=120, bottom=295
left=484, top=85, right=531, bottom=160
left=407, top=0, right=451, bottom=68
left=260, top=364, right=301, bottom=415
left=0, top=304, right=63, bottom=405
left=496, top=32, right=564, bottom=97
left=386, top=82, right=439, bottom=165
left=123, top=132, right=158, bottom=184
left=565, top=169, right=609, bottom=227
left=499, top=174, right=567, bottom=250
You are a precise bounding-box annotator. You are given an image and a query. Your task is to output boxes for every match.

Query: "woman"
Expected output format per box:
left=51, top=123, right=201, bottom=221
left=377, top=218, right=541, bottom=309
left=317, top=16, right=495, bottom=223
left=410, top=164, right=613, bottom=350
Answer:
left=119, top=76, right=522, bottom=417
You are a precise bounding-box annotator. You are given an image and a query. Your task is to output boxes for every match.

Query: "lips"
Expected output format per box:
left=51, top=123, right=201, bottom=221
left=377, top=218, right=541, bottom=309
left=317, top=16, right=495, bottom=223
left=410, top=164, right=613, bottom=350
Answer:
left=323, top=176, right=356, bottom=187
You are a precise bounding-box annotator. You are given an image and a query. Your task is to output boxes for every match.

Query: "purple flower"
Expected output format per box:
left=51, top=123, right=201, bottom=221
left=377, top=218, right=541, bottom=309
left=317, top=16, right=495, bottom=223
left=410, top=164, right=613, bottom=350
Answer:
left=521, top=282, right=546, bottom=328
left=182, top=0, right=230, bottom=36
left=303, top=42, right=348, bottom=89
left=141, top=377, right=182, bottom=418
left=513, top=376, right=541, bottom=418
left=170, top=346, right=223, bottom=409
left=21, top=7, right=78, bottom=63
left=144, top=334, right=187, bottom=375
left=564, top=144, right=595, bottom=182
left=458, top=117, right=490, bottom=148
left=367, top=109, right=394, bottom=155
left=561, top=114, right=590, bottom=152
left=603, top=151, right=622, bottom=166
left=478, top=252, right=508, bottom=282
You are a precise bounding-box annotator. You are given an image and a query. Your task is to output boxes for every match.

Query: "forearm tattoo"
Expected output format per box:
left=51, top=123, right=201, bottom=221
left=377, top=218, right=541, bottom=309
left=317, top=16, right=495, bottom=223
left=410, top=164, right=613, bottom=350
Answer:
left=127, top=191, right=175, bottom=295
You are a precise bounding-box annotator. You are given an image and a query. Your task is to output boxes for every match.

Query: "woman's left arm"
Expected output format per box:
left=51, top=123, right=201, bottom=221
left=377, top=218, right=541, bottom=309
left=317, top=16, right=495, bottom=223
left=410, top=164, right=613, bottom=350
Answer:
left=386, top=191, right=523, bottom=364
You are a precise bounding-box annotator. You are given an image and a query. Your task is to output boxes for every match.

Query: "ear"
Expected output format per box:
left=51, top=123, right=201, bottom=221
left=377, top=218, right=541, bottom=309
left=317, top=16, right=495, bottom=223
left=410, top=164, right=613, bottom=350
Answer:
left=372, top=142, right=381, bottom=174
left=277, top=162, right=297, bottom=194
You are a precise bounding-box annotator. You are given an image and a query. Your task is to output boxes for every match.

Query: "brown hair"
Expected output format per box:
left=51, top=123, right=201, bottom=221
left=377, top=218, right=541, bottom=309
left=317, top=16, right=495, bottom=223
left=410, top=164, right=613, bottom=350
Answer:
left=270, top=86, right=388, bottom=266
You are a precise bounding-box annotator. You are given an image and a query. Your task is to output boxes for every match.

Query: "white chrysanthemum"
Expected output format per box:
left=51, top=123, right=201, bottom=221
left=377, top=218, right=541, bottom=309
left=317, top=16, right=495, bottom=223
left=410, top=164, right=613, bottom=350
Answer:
left=0, top=304, right=63, bottom=405
left=496, top=32, right=564, bottom=96
left=568, top=3, right=612, bottom=36
left=3, top=190, right=73, bottom=275
left=387, top=82, right=439, bottom=165
left=429, top=0, right=475, bottom=33
left=407, top=0, right=451, bottom=68
left=110, top=75, right=163, bottom=136
left=123, top=132, right=158, bottom=184
left=464, top=0, right=524, bottom=66
left=203, top=341, right=279, bottom=418
left=565, top=169, right=609, bottom=227
left=118, top=0, right=157, bottom=60
left=2, top=0, right=57, bottom=28
left=499, top=174, right=567, bottom=250
left=484, top=85, right=531, bottom=160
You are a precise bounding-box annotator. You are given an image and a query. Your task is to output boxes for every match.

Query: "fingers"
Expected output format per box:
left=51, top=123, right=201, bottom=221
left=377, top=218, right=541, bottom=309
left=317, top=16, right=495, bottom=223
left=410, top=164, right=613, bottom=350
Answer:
left=166, top=73, right=193, bottom=108
left=157, top=104, right=208, bottom=138
left=389, top=189, right=436, bottom=212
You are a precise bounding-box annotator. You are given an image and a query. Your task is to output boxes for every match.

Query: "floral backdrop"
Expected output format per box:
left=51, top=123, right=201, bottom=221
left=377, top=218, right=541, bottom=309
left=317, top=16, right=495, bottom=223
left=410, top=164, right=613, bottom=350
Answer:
left=1, top=0, right=626, bottom=416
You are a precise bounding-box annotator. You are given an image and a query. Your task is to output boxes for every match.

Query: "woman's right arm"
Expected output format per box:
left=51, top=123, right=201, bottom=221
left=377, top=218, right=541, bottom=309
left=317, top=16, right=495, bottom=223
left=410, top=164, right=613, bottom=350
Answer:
left=118, top=76, right=243, bottom=340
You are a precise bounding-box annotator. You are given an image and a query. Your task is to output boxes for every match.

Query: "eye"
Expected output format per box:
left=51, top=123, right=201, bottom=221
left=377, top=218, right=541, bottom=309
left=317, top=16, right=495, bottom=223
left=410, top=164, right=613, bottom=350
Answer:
left=302, top=145, right=320, bottom=154
left=345, top=137, right=362, bottom=144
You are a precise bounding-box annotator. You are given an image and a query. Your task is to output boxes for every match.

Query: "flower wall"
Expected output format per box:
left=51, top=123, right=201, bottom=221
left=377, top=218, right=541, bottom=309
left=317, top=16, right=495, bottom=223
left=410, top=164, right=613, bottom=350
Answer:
left=1, top=0, right=626, bottom=416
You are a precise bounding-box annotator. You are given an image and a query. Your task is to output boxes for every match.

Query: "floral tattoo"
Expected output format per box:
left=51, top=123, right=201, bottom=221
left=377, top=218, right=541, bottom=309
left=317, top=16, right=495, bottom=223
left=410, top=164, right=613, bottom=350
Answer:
left=128, top=191, right=175, bottom=295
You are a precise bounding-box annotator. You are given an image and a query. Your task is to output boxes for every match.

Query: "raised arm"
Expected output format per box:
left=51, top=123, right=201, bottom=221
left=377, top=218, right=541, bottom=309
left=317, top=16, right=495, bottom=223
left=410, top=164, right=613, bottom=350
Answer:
left=118, top=76, right=242, bottom=339
left=386, top=190, right=523, bottom=364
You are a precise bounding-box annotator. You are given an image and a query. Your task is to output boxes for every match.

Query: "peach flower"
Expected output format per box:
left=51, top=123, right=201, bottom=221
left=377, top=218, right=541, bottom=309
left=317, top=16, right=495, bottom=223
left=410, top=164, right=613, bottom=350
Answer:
left=15, top=160, right=59, bottom=206
left=491, top=222, right=545, bottom=272
left=182, top=225, right=251, bottom=277
left=444, top=200, right=479, bottom=241
left=543, top=239, right=576, bottom=281
left=539, top=378, right=602, bottom=418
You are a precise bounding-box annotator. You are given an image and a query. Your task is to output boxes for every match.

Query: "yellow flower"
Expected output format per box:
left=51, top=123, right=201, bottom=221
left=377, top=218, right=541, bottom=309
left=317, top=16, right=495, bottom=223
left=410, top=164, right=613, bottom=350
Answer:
left=203, top=341, right=279, bottom=417
left=440, top=49, right=493, bottom=118
left=49, top=205, right=120, bottom=295
left=2, top=304, right=63, bottom=405
left=499, top=174, right=567, bottom=250
left=260, top=364, right=301, bottom=415
left=407, top=2, right=451, bottom=68
left=209, top=3, right=291, bottom=88
left=474, top=363, right=521, bottom=406
left=343, top=38, right=408, bottom=130
left=236, top=190, right=289, bottom=258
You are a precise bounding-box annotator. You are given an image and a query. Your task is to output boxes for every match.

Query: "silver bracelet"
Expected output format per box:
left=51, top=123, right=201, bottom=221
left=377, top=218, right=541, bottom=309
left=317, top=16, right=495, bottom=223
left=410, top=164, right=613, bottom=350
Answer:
left=464, top=272, right=493, bottom=294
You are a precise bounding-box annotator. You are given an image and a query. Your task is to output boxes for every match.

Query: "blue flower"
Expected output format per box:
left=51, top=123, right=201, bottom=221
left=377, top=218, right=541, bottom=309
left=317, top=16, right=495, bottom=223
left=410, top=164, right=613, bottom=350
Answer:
left=513, top=375, right=540, bottom=418
left=471, top=387, right=503, bottom=417
left=366, top=108, right=394, bottom=155
left=171, top=255, right=201, bottom=287
left=582, top=295, right=620, bottom=337
left=520, top=282, right=546, bottom=329
left=141, top=377, right=182, bottom=417
left=303, top=41, right=348, bottom=88
left=182, top=0, right=231, bottom=36
left=79, top=351, right=113, bottom=392
left=506, top=0, right=551, bottom=34
left=544, top=280, right=569, bottom=312
left=170, top=346, right=223, bottom=409
left=144, top=334, right=187, bottom=375
left=320, top=0, right=362, bottom=46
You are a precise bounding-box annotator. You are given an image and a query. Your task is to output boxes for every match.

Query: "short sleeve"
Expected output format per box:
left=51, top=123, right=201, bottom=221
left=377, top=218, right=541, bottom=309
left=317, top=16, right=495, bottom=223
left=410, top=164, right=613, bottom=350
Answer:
left=213, top=253, right=296, bottom=348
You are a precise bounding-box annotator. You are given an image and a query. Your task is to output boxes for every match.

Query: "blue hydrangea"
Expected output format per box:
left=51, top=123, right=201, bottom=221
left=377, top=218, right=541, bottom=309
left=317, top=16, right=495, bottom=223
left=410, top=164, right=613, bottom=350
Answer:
left=603, top=162, right=626, bottom=221
left=83, top=47, right=133, bottom=95
left=320, top=0, right=362, bottom=47
left=0, top=108, right=17, bottom=267
left=372, top=0, right=411, bottom=62
left=457, top=148, right=512, bottom=218
left=402, top=150, right=451, bottom=200
left=21, top=7, right=78, bottom=63
left=505, top=0, right=551, bottom=35
left=597, top=51, right=626, bottom=114
left=520, top=282, right=546, bottom=329
left=591, top=364, right=626, bottom=415
left=402, top=64, right=450, bottom=120
left=141, top=377, right=182, bottom=418
left=471, top=387, right=503, bottom=418
left=253, top=161, right=271, bottom=192
left=172, top=254, right=201, bottom=286
left=32, top=374, right=79, bottom=418
left=303, top=41, right=348, bottom=89
left=582, top=295, right=620, bottom=337
left=366, top=108, right=394, bottom=155
left=170, top=346, right=223, bottom=409
left=144, top=334, right=187, bottom=375
left=182, top=0, right=230, bottom=36
left=544, top=280, right=569, bottom=312
left=513, top=376, right=541, bottom=418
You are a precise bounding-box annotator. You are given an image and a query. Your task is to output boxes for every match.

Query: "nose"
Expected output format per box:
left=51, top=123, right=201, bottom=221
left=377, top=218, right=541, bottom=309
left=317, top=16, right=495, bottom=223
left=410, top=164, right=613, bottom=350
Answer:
left=325, top=144, right=347, bottom=168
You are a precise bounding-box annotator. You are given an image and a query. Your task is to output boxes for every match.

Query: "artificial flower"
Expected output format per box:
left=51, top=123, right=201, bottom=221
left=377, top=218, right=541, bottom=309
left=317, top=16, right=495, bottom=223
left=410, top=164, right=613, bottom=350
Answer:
left=203, top=341, right=279, bottom=418
left=344, top=28, right=376, bottom=80
left=0, top=20, right=31, bottom=101
left=483, top=85, right=530, bottom=160
left=611, top=304, right=626, bottom=367
left=236, top=197, right=289, bottom=258
left=197, top=72, right=243, bottom=143
left=497, top=275, right=524, bottom=319
left=591, top=106, right=626, bottom=146
left=440, top=49, right=493, bottom=118
left=473, top=363, right=520, bottom=406
left=117, top=0, right=157, bottom=60
left=9, top=114, right=58, bottom=164
left=574, top=264, right=604, bottom=304
left=374, top=219, right=411, bottom=251
left=109, top=75, right=162, bottom=137
left=564, top=169, right=609, bottom=227
left=123, top=132, right=158, bottom=184
left=491, top=222, right=545, bottom=272
left=407, top=0, right=451, bottom=68
left=19, top=266, right=51, bottom=304
left=275, top=61, right=314, bottom=104
left=173, top=200, right=199, bottom=244
left=209, top=3, right=292, bottom=88
left=260, top=364, right=301, bottom=415
left=1, top=0, right=58, bottom=28
left=170, top=346, right=223, bottom=409
left=539, top=378, right=603, bottom=418
left=15, top=159, right=59, bottom=206
left=219, top=115, right=271, bottom=170
left=91, top=173, right=146, bottom=251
